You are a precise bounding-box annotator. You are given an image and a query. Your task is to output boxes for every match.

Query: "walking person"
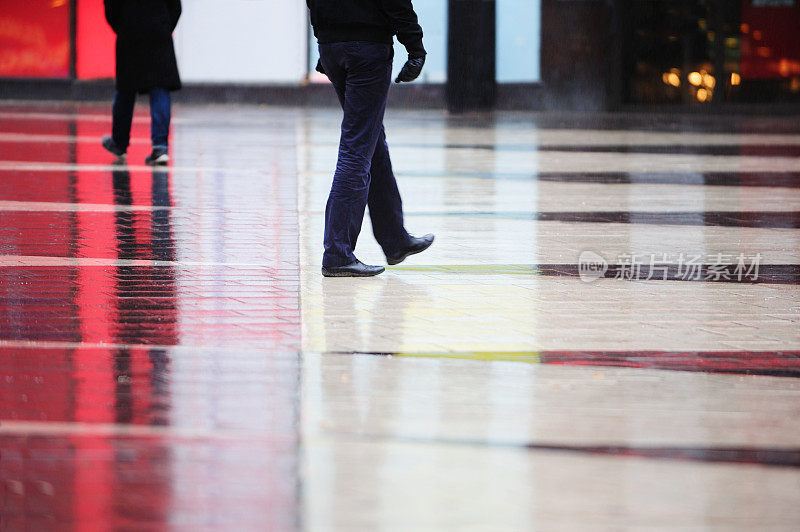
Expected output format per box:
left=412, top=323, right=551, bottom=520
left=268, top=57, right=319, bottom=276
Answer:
left=102, top=0, right=182, bottom=166
left=307, top=0, right=435, bottom=277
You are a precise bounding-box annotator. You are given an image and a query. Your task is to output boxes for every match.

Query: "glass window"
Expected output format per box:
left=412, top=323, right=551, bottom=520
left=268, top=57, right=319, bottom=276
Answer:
left=623, top=0, right=800, bottom=104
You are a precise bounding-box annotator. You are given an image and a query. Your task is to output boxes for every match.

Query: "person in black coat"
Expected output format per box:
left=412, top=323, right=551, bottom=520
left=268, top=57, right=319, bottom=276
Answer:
left=308, top=0, right=434, bottom=277
left=101, top=0, right=182, bottom=166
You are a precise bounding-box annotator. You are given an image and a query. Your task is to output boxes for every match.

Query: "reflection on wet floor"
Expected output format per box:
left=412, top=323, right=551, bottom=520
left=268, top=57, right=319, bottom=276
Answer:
left=1, top=103, right=800, bottom=528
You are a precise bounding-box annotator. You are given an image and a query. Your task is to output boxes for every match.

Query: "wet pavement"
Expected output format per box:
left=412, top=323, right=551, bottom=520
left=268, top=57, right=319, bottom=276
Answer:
left=1, top=102, right=800, bottom=529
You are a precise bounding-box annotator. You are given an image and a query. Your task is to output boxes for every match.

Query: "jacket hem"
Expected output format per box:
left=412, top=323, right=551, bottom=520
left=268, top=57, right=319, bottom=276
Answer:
left=316, top=26, right=394, bottom=46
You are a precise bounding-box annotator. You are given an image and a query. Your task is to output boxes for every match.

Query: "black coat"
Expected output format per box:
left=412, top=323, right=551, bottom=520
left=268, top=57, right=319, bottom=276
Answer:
left=104, top=0, right=182, bottom=93
left=307, top=0, right=425, bottom=57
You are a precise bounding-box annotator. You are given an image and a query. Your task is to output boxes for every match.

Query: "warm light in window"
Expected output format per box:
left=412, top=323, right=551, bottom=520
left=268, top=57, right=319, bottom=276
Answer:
left=688, top=72, right=703, bottom=86
left=696, top=88, right=709, bottom=102
left=662, top=72, right=681, bottom=87
left=777, top=59, right=800, bottom=77
left=731, top=72, right=741, bottom=86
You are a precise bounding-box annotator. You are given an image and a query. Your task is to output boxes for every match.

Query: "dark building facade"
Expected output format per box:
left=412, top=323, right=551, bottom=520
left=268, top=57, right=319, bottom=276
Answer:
left=1, top=0, right=799, bottom=111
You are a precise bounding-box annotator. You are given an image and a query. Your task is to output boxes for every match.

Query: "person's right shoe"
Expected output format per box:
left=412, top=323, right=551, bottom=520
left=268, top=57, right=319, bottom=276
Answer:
left=322, top=260, right=385, bottom=278
left=101, top=135, right=126, bottom=160
left=145, top=147, right=169, bottom=166
left=386, top=234, right=435, bottom=265
left=144, top=148, right=169, bottom=166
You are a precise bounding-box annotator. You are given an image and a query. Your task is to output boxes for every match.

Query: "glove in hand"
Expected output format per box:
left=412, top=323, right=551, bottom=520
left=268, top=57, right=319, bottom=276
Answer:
left=395, top=56, right=425, bottom=83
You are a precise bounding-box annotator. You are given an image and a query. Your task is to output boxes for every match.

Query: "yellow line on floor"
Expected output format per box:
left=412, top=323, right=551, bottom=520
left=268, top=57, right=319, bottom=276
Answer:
left=387, top=264, right=543, bottom=275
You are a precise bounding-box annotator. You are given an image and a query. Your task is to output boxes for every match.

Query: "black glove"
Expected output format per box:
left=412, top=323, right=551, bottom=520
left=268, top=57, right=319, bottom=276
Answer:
left=315, top=59, right=325, bottom=75
left=395, top=55, right=425, bottom=83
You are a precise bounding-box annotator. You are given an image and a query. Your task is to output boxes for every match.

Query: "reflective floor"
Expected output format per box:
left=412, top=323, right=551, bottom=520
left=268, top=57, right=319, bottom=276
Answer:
left=1, top=103, right=800, bottom=530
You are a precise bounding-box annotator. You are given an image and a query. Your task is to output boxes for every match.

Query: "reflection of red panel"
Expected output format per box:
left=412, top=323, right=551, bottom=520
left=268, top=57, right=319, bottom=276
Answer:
left=0, top=0, right=71, bottom=78
left=76, top=0, right=115, bottom=80
left=0, top=349, right=73, bottom=421
left=741, top=1, right=800, bottom=79
left=0, top=116, right=73, bottom=203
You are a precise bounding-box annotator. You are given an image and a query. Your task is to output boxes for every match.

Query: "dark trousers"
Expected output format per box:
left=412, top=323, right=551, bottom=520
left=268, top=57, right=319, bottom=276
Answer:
left=318, top=41, right=411, bottom=268
left=112, top=88, right=171, bottom=152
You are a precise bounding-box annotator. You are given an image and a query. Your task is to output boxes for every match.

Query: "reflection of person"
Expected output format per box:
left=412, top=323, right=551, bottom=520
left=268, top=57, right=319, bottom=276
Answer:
left=307, top=0, right=434, bottom=277
left=322, top=275, right=428, bottom=352
left=110, top=164, right=177, bottom=425
left=102, top=0, right=182, bottom=166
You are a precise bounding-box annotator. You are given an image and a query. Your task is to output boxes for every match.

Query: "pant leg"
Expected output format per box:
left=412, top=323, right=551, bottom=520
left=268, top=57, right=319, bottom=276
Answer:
left=368, top=127, right=411, bottom=255
left=149, top=88, right=171, bottom=149
left=112, top=90, right=136, bottom=152
left=319, top=42, right=394, bottom=268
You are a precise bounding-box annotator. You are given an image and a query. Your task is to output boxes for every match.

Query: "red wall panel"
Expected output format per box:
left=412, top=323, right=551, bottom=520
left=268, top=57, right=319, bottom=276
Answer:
left=0, top=0, right=71, bottom=77
left=76, top=0, right=115, bottom=79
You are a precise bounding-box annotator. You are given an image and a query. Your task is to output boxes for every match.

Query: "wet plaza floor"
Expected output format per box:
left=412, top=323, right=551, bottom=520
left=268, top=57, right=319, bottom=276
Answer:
left=1, top=102, right=799, bottom=529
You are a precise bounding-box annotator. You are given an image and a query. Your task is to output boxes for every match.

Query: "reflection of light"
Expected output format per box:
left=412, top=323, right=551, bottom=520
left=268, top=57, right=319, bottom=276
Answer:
left=741, top=23, right=750, bottom=34
left=731, top=72, right=741, bottom=86
left=791, top=78, right=800, bottom=92
left=696, top=88, right=709, bottom=102
left=662, top=72, right=680, bottom=87
left=688, top=72, right=702, bottom=86
left=752, top=30, right=762, bottom=40
left=702, top=73, right=715, bottom=89
left=51, top=0, right=67, bottom=6
left=757, top=47, right=771, bottom=58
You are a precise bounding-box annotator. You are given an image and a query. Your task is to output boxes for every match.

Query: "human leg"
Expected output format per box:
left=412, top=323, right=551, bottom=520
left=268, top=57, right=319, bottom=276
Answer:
left=319, top=42, right=394, bottom=268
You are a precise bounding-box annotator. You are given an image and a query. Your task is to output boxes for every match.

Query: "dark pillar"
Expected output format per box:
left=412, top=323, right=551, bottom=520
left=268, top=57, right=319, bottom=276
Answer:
left=447, top=0, right=496, bottom=112
left=69, top=0, right=77, bottom=79
left=541, top=0, right=621, bottom=111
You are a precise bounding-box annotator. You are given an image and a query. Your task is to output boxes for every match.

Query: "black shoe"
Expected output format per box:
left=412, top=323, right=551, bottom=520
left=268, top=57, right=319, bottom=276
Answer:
left=101, top=135, right=126, bottom=159
left=145, top=147, right=169, bottom=166
left=322, top=260, right=385, bottom=277
left=386, top=234, right=435, bottom=265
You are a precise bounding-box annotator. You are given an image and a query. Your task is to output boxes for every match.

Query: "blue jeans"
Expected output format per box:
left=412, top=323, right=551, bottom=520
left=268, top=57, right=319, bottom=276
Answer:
left=319, top=41, right=412, bottom=268
left=112, top=88, right=171, bottom=152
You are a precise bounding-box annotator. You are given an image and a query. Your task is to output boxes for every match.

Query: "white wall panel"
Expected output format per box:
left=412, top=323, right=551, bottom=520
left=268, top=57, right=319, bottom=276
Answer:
left=497, top=0, right=541, bottom=82
left=174, top=0, right=308, bottom=83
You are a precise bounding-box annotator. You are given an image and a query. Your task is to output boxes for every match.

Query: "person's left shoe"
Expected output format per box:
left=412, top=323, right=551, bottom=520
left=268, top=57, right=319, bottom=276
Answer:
left=101, top=135, right=126, bottom=160
left=145, top=147, right=169, bottom=166
left=386, top=234, right=435, bottom=265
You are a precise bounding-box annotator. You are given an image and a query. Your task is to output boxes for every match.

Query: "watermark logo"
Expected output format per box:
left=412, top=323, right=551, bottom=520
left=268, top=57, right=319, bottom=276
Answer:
left=577, top=251, right=761, bottom=283
left=579, top=250, right=608, bottom=282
